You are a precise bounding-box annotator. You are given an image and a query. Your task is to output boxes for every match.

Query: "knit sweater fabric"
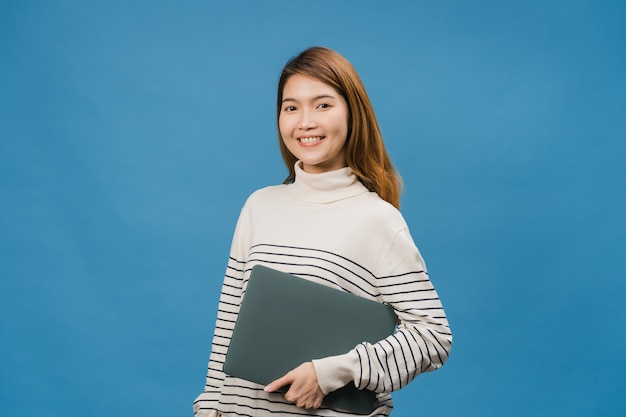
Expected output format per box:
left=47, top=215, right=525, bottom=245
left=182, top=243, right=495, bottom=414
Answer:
left=193, top=162, right=452, bottom=417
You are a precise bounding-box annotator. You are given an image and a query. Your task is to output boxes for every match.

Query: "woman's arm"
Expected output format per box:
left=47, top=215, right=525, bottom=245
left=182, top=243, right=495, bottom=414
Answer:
left=193, top=206, right=251, bottom=416
left=192, top=257, right=246, bottom=415
left=312, top=228, right=452, bottom=395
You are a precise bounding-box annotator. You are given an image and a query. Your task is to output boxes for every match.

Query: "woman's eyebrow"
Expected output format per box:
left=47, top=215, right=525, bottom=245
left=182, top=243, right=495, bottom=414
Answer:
left=313, top=94, right=336, bottom=101
left=282, top=94, right=337, bottom=103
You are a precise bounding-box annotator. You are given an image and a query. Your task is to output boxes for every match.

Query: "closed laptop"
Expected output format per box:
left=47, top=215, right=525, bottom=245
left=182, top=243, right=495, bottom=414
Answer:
left=223, top=264, right=398, bottom=414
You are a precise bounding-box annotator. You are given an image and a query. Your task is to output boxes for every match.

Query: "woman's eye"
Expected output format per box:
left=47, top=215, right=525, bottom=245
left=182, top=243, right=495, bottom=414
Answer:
left=317, top=103, right=330, bottom=109
left=284, top=105, right=297, bottom=112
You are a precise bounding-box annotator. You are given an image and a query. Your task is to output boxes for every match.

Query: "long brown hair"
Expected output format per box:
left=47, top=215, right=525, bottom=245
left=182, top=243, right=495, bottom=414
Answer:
left=276, top=46, right=402, bottom=209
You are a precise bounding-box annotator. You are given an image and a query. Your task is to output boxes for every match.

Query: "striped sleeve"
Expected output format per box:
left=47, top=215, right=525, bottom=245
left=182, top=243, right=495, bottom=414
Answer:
left=193, top=206, right=250, bottom=416
left=313, top=228, right=452, bottom=395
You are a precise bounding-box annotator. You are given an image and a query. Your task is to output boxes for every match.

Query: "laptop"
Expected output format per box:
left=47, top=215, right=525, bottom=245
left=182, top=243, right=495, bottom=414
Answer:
left=223, top=264, right=398, bottom=415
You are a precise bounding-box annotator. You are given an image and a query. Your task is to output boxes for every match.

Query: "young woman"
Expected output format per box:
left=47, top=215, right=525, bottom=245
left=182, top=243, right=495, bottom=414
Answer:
left=193, top=46, right=452, bottom=417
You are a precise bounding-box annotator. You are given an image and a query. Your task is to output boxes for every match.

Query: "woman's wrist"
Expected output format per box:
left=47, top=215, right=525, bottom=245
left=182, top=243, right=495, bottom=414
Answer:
left=311, top=351, right=358, bottom=394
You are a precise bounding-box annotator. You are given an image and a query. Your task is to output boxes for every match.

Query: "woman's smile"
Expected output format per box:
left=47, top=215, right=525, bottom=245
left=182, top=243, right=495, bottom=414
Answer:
left=298, top=136, right=324, bottom=145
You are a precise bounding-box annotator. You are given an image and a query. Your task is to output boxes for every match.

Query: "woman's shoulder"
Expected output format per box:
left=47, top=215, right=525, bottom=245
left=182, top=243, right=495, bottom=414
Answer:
left=243, top=184, right=288, bottom=206
left=355, top=192, right=409, bottom=231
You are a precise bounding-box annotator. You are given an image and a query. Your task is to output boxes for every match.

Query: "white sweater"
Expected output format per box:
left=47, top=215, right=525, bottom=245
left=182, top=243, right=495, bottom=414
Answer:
left=194, top=163, right=452, bottom=417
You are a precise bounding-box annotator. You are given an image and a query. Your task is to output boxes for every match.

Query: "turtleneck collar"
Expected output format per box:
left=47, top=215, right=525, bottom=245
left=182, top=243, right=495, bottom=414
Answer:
left=287, top=161, right=370, bottom=204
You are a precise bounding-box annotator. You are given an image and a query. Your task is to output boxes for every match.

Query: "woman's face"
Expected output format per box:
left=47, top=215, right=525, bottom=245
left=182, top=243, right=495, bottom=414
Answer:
left=279, top=74, right=349, bottom=174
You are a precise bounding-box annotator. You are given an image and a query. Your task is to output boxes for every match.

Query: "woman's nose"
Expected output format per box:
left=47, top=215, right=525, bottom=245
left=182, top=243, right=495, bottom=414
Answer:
left=297, top=110, right=316, bottom=129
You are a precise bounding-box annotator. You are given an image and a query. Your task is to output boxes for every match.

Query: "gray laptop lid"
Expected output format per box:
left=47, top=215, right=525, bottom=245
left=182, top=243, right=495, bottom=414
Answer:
left=223, top=264, right=398, bottom=415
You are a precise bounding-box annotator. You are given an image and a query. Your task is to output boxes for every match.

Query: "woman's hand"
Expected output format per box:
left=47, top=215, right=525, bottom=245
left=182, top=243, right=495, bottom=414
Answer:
left=264, top=362, right=324, bottom=409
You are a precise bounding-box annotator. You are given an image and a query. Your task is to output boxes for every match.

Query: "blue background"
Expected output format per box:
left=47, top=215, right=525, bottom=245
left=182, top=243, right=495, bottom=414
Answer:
left=1, top=1, right=624, bottom=416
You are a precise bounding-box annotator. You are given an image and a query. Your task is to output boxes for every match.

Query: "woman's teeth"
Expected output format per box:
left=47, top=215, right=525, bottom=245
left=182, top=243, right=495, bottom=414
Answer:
left=299, top=136, right=322, bottom=144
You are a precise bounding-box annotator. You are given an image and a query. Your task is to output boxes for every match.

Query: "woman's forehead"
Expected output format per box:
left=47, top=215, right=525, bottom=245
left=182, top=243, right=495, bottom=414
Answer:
left=282, top=74, right=341, bottom=100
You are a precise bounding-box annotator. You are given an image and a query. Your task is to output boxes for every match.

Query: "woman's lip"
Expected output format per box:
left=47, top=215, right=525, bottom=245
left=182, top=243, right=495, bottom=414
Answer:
left=298, top=136, right=324, bottom=144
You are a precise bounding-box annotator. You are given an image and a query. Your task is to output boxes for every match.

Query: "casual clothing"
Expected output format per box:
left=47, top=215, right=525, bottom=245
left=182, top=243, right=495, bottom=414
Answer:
left=194, top=162, right=452, bottom=417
